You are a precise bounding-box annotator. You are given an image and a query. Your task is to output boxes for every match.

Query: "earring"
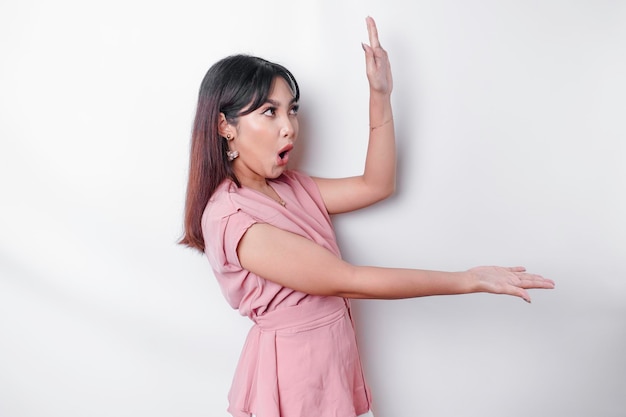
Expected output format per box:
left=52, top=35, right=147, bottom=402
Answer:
left=227, top=150, right=239, bottom=161
left=226, top=133, right=233, bottom=140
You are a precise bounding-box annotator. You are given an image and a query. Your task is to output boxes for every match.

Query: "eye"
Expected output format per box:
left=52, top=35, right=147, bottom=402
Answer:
left=289, top=104, right=299, bottom=115
left=262, top=107, right=276, bottom=116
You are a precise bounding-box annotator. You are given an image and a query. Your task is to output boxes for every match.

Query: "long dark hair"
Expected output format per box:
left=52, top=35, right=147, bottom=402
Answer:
left=179, top=54, right=300, bottom=252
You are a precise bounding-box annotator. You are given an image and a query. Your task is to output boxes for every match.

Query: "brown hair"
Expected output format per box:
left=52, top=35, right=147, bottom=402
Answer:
left=179, top=54, right=300, bottom=252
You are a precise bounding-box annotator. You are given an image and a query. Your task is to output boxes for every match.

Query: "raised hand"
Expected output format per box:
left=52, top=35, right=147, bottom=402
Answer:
left=468, top=266, right=556, bottom=303
left=362, top=16, right=393, bottom=95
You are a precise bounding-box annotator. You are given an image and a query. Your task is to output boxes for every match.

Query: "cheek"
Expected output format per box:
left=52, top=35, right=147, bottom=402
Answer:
left=236, top=121, right=265, bottom=145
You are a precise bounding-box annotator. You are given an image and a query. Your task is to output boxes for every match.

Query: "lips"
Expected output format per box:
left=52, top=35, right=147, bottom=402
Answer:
left=277, top=143, right=293, bottom=166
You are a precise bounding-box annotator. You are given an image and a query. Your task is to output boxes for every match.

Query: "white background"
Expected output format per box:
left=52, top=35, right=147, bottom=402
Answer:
left=1, top=1, right=625, bottom=416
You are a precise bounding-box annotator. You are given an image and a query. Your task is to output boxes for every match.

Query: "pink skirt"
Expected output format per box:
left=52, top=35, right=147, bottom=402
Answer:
left=227, top=296, right=372, bottom=417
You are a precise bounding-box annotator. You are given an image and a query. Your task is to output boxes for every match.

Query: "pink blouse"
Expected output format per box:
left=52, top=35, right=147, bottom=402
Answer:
left=202, top=170, right=372, bottom=417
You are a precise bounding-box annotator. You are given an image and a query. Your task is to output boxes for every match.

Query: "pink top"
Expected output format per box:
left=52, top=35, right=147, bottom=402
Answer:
left=202, top=170, right=372, bottom=417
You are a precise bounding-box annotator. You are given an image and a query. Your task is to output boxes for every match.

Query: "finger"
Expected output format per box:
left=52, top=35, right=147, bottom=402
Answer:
left=520, top=290, right=532, bottom=304
left=366, top=16, right=381, bottom=49
left=361, top=43, right=377, bottom=75
left=508, top=267, right=556, bottom=288
left=506, top=284, right=532, bottom=303
left=518, top=274, right=556, bottom=289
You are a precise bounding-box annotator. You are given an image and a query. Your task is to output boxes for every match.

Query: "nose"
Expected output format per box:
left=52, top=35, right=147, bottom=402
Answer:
left=280, top=115, right=297, bottom=138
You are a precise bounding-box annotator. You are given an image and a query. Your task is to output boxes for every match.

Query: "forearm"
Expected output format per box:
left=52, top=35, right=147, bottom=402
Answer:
left=363, top=91, right=396, bottom=198
left=338, top=265, right=477, bottom=299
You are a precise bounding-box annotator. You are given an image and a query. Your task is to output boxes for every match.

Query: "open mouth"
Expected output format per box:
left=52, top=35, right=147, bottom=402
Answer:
left=277, top=144, right=293, bottom=164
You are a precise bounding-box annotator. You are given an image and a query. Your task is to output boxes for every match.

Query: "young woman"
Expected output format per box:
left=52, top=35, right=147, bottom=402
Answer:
left=180, top=16, right=555, bottom=417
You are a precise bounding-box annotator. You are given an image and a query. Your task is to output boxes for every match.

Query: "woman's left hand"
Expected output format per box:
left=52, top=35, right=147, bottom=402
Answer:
left=468, top=265, right=556, bottom=303
left=362, top=16, right=393, bottom=96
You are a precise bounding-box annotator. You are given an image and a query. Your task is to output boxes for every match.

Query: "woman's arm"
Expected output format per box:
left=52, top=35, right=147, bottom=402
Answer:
left=238, top=223, right=555, bottom=303
left=313, top=16, right=396, bottom=214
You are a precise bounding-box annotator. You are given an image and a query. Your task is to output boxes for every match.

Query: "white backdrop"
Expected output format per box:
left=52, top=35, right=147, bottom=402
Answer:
left=1, top=1, right=625, bottom=416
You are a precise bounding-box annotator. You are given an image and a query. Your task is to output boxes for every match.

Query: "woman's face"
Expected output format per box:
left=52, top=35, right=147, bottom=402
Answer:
left=228, top=77, right=299, bottom=186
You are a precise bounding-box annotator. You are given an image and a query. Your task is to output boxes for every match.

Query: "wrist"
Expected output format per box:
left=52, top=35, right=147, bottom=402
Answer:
left=462, top=270, right=481, bottom=294
left=369, top=97, right=393, bottom=130
left=369, top=89, right=392, bottom=101
left=370, top=118, right=393, bottom=131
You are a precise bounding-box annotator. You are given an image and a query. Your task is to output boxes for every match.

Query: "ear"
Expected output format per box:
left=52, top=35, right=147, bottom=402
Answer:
left=217, top=113, right=233, bottom=139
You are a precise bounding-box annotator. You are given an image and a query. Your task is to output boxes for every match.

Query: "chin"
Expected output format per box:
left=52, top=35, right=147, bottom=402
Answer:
left=269, top=166, right=287, bottom=178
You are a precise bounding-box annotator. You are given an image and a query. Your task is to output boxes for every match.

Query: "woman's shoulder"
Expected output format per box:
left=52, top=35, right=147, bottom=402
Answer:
left=203, top=180, right=240, bottom=220
left=203, top=178, right=281, bottom=225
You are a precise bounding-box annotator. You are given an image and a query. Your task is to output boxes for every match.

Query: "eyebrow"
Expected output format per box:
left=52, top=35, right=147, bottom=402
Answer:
left=265, top=97, right=298, bottom=107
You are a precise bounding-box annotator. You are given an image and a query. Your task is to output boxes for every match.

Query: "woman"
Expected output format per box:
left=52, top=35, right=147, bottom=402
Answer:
left=180, top=16, right=555, bottom=417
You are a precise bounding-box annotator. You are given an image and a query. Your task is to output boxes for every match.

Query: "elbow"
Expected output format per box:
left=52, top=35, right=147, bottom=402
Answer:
left=383, top=181, right=396, bottom=199
left=378, top=169, right=397, bottom=201
left=363, top=171, right=396, bottom=203
left=375, top=179, right=396, bottom=202
left=325, top=264, right=370, bottom=299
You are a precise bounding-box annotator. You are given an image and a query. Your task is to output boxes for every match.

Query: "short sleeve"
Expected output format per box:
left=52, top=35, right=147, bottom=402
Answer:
left=203, top=209, right=258, bottom=271
left=222, top=210, right=257, bottom=268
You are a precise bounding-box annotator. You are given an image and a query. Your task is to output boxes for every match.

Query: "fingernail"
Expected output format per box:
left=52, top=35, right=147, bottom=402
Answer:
left=361, top=42, right=366, bottom=51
